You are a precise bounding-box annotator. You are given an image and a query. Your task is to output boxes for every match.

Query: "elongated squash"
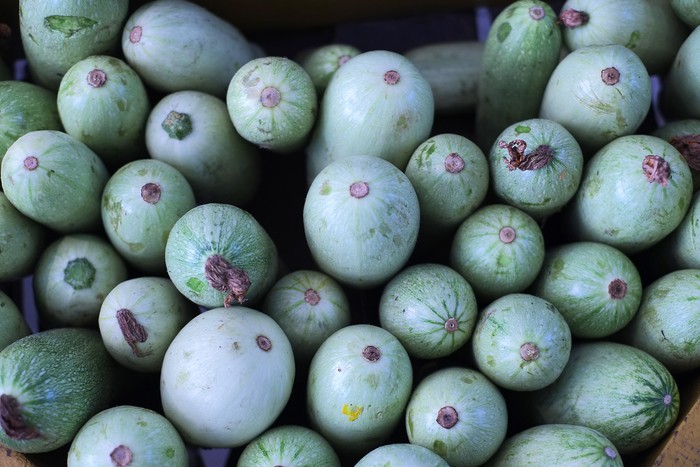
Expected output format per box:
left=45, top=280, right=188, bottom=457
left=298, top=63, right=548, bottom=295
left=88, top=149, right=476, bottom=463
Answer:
left=474, top=0, right=561, bottom=151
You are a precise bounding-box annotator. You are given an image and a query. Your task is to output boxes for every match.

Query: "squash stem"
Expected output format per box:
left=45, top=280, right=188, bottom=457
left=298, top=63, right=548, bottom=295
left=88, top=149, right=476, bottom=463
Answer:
left=0, top=394, right=41, bottom=440
left=204, top=254, right=251, bottom=307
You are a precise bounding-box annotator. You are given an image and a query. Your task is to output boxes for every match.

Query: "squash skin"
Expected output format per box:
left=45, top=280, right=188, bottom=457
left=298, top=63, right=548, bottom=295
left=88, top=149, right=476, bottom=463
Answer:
left=303, top=155, right=420, bottom=289
left=0, top=327, right=121, bottom=454
left=19, top=0, right=129, bottom=90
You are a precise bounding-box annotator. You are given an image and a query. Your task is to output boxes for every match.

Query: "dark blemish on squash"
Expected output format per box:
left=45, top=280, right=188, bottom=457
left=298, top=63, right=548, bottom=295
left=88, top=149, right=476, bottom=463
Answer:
left=256, top=335, right=272, bottom=351
left=529, top=6, right=545, bottom=20
left=608, top=278, right=628, bottom=300
left=362, top=345, right=381, bottom=362
left=305, top=288, right=321, bottom=305
left=260, top=86, right=281, bottom=108
left=558, top=9, right=589, bottom=28
left=444, top=317, right=459, bottom=333
left=44, top=15, right=97, bottom=38
left=601, top=67, right=620, bottom=86
left=0, top=394, right=41, bottom=440
left=642, top=155, right=671, bottom=187
left=669, top=134, right=700, bottom=171
left=162, top=111, right=193, bottom=140
left=499, top=226, right=516, bottom=244
left=520, top=342, right=540, bottom=361
left=129, top=26, right=142, bottom=43
left=499, top=139, right=553, bottom=171
left=350, top=181, right=369, bottom=199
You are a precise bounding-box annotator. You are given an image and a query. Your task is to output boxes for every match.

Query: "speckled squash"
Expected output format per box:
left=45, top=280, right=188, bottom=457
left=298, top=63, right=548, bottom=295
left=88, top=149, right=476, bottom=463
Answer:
left=0, top=328, right=121, bottom=453
left=306, top=324, right=413, bottom=458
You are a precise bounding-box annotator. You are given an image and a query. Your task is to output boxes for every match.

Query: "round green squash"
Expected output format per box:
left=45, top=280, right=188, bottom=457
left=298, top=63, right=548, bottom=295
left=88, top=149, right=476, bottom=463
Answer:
left=378, top=263, right=478, bottom=360
left=145, top=89, right=263, bottom=207
left=651, top=118, right=700, bottom=192
left=449, top=203, right=545, bottom=304
left=160, top=306, right=295, bottom=448
left=566, top=134, right=693, bottom=254
left=355, top=443, right=450, bottom=467
left=261, top=269, right=351, bottom=365
left=67, top=405, right=188, bottom=467
left=307, top=324, right=413, bottom=458
left=488, top=118, right=583, bottom=220
left=57, top=54, right=150, bottom=169
left=0, top=191, right=48, bottom=282
left=98, top=276, right=198, bottom=373
left=530, top=241, right=643, bottom=339
left=405, top=366, right=509, bottom=467
left=165, top=202, right=279, bottom=308
left=0, top=290, right=31, bottom=351
left=33, top=233, right=129, bottom=328
left=101, top=158, right=197, bottom=274
left=539, top=44, right=652, bottom=156
left=529, top=341, right=680, bottom=455
left=660, top=24, right=700, bottom=120
left=1, top=129, right=110, bottom=233
left=18, top=0, right=129, bottom=90
left=558, top=0, right=690, bottom=75
left=404, top=133, right=489, bottom=239
left=299, top=43, right=361, bottom=96
left=236, top=425, right=341, bottom=467
left=305, top=49, right=434, bottom=182
left=303, top=155, right=420, bottom=289
left=471, top=293, right=572, bottom=391
left=226, top=56, right=318, bottom=154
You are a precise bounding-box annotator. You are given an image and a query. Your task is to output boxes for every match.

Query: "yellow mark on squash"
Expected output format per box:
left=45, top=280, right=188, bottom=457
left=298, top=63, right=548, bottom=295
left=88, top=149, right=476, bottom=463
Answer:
left=342, top=404, right=363, bottom=421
